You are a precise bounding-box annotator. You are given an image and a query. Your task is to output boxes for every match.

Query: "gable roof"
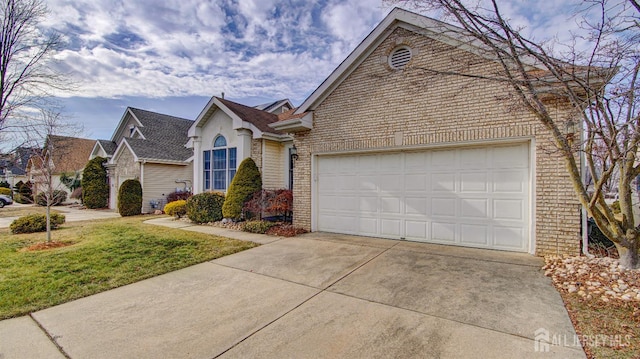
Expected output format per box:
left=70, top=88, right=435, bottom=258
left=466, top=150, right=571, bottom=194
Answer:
left=97, top=140, right=117, bottom=156
left=189, top=97, right=291, bottom=140
left=29, top=135, right=95, bottom=174
left=254, top=99, right=294, bottom=113
left=108, top=107, right=194, bottom=164
left=295, top=7, right=543, bottom=114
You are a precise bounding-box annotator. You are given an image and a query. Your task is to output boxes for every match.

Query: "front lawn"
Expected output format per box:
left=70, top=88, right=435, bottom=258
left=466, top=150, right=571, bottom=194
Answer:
left=0, top=216, right=258, bottom=319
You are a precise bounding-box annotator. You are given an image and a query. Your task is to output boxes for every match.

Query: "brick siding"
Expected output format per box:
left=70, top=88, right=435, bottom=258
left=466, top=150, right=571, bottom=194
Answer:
left=293, top=27, right=581, bottom=256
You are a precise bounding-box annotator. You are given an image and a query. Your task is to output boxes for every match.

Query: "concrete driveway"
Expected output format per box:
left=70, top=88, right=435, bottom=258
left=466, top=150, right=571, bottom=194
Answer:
left=0, top=232, right=585, bottom=358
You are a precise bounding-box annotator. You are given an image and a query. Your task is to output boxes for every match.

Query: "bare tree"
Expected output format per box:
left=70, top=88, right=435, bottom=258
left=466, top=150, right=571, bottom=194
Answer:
left=0, top=0, right=65, bottom=136
left=24, top=109, right=78, bottom=242
left=388, top=0, right=640, bottom=268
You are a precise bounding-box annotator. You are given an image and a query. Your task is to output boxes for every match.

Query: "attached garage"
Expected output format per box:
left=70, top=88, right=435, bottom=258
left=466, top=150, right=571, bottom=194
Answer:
left=315, top=142, right=531, bottom=252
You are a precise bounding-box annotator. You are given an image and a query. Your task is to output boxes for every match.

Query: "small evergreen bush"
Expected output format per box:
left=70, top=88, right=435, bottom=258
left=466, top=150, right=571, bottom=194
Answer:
left=13, top=181, right=32, bottom=203
left=186, top=192, right=225, bottom=223
left=118, top=179, right=143, bottom=216
left=222, top=158, right=262, bottom=220
left=164, top=200, right=187, bottom=218
left=242, top=220, right=277, bottom=234
left=0, top=187, right=11, bottom=196
left=10, top=213, right=66, bottom=234
left=36, top=190, right=67, bottom=206
left=82, top=157, right=109, bottom=209
left=0, top=180, right=9, bottom=188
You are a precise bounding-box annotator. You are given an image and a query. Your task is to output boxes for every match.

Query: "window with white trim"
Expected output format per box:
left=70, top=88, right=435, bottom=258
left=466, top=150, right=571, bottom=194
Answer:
left=203, top=135, right=237, bottom=191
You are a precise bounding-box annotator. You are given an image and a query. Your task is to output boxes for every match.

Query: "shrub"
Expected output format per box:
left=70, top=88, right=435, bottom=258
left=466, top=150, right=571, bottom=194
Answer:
left=36, top=190, right=67, bottom=206
left=186, top=192, right=225, bottom=223
left=243, top=189, right=293, bottom=222
left=223, top=158, right=262, bottom=220
left=0, top=187, right=11, bottom=196
left=242, top=220, right=277, bottom=234
left=118, top=179, right=142, bottom=216
left=266, top=225, right=307, bottom=237
left=82, top=157, right=109, bottom=209
left=13, top=181, right=32, bottom=203
left=166, top=190, right=192, bottom=203
left=0, top=180, right=9, bottom=188
left=10, top=213, right=66, bottom=234
left=164, top=200, right=187, bottom=218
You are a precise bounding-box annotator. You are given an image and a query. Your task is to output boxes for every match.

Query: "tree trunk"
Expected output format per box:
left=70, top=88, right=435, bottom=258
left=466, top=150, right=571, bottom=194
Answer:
left=615, top=242, right=640, bottom=269
left=46, top=204, right=51, bottom=243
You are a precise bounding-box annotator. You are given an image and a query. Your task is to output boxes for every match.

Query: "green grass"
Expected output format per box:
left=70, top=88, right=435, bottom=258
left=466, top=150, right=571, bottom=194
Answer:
left=0, top=216, right=258, bottom=319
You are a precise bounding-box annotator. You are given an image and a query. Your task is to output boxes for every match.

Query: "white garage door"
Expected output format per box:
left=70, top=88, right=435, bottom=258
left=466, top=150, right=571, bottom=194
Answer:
left=316, top=143, right=530, bottom=252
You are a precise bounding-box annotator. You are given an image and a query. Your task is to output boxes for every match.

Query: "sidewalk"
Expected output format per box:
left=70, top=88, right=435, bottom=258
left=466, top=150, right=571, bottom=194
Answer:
left=0, top=204, right=120, bottom=229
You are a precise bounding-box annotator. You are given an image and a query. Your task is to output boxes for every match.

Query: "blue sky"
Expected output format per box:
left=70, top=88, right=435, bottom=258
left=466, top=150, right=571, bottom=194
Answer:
left=37, top=0, right=585, bottom=143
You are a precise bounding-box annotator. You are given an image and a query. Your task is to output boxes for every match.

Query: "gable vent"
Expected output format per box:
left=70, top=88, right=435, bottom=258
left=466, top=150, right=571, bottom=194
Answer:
left=389, top=46, right=412, bottom=69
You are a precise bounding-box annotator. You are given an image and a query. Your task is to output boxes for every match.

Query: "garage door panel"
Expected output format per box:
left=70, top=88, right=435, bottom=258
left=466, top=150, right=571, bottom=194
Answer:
left=406, top=174, right=428, bottom=192
left=460, top=224, right=489, bottom=245
left=493, top=145, right=528, bottom=168
left=432, top=222, right=456, bottom=242
left=405, top=152, right=430, bottom=171
left=432, top=149, right=456, bottom=167
left=405, top=220, right=428, bottom=239
left=359, top=196, right=378, bottom=213
left=316, top=143, right=530, bottom=252
left=493, top=170, right=526, bottom=193
left=460, top=147, right=488, bottom=169
left=405, top=197, right=428, bottom=216
left=381, top=197, right=402, bottom=214
left=359, top=218, right=378, bottom=235
left=432, top=197, right=456, bottom=217
left=494, top=226, right=526, bottom=250
left=461, top=198, right=489, bottom=218
left=432, top=173, right=456, bottom=192
left=358, top=155, right=378, bottom=172
left=381, top=219, right=401, bottom=237
left=494, top=199, right=525, bottom=220
left=460, top=172, right=488, bottom=192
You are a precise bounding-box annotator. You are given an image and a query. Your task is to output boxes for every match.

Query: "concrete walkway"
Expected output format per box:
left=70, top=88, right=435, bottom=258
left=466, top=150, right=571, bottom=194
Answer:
left=0, top=204, right=120, bottom=228
left=0, top=217, right=586, bottom=358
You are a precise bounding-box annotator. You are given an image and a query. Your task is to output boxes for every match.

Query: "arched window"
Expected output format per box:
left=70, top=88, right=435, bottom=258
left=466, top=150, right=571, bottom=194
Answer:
left=203, top=135, right=237, bottom=191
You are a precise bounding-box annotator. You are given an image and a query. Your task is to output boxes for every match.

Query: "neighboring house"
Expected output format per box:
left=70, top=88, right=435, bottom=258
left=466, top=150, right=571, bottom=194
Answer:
left=271, top=8, right=585, bottom=256
left=0, top=147, right=36, bottom=187
left=187, top=97, right=295, bottom=193
left=27, top=135, right=95, bottom=199
left=91, top=108, right=194, bottom=213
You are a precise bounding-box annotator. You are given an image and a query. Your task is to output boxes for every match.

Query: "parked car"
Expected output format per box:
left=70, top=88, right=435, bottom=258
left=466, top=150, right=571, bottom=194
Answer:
left=0, top=194, right=13, bottom=208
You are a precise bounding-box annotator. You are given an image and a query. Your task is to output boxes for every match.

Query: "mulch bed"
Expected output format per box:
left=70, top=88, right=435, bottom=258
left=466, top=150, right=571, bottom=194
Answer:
left=22, top=241, right=74, bottom=252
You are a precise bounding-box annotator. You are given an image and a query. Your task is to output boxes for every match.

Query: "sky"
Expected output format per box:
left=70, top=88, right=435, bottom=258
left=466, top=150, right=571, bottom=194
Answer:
left=30, top=0, right=594, bottom=144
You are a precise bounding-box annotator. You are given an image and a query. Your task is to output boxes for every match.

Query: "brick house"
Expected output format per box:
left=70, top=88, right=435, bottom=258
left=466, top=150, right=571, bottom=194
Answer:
left=271, top=8, right=582, bottom=256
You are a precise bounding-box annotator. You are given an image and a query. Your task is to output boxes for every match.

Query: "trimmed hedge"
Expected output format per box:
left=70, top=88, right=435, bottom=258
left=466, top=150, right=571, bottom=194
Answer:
left=10, top=213, right=66, bottom=234
left=186, top=192, right=225, bottom=224
left=164, top=200, right=187, bottom=218
left=118, top=179, right=142, bottom=216
left=82, top=157, right=109, bottom=209
left=0, top=188, right=10, bottom=196
left=36, top=190, right=67, bottom=206
left=222, top=158, right=262, bottom=220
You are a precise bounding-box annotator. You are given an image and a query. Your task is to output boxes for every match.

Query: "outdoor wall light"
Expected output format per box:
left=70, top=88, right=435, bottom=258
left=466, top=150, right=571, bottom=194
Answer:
left=290, top=144, right=299, bottom=161
left=565, top=119, right=576, bottom=144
